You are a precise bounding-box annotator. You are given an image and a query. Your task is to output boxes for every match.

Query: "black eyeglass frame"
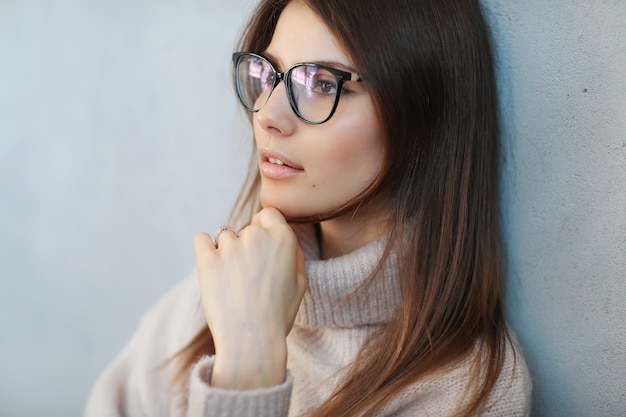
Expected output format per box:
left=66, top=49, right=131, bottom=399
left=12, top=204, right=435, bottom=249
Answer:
left=232, top=52, right=363, bottom=125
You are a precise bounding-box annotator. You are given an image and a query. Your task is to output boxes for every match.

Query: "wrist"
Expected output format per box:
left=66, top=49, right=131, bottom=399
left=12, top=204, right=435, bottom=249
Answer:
left=211, top=332, right=287, bottom=389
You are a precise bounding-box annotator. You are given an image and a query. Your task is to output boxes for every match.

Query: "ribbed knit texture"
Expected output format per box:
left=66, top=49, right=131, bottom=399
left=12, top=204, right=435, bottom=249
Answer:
left=293, top=223, right=401, bottom=329
left=187, top=357, right=292, bottom=417
left=84, top=224, right=532, bottom=417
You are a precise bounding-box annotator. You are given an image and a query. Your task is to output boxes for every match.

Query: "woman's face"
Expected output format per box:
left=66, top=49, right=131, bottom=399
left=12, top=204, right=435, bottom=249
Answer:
left=252, top=0, right=385, bottom=220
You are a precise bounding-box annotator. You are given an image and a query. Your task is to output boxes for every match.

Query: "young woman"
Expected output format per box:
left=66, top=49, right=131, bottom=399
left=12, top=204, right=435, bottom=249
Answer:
left=85, top=0, right=532, bottom=416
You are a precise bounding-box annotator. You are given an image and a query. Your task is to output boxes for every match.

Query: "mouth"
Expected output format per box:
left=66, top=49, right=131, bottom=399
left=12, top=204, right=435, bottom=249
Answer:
left=268, top=157, right=287, bottom=166
left=258, top=148, right=303, bottom=179
left=259, top=149, right=302, bottom=170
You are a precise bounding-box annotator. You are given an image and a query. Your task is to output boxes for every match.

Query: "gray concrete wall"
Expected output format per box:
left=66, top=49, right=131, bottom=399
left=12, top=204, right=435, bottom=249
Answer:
left=0, top=0, right=624, bottom=416
left=485, top=1, right=626, bottom=416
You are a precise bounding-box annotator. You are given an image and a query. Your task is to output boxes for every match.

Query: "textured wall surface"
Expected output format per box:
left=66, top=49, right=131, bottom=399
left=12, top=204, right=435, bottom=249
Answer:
left=484, top=1, right=626, bottom=416
left=0, top=1, right=624, bottom=416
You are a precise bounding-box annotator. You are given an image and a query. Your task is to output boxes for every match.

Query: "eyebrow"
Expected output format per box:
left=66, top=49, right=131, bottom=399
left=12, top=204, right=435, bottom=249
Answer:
left=263, top=50, right=359, bottom=74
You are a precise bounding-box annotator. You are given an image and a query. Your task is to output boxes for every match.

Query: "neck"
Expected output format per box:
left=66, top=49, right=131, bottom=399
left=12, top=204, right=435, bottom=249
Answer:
left=318, top=205, right=389, bottom=259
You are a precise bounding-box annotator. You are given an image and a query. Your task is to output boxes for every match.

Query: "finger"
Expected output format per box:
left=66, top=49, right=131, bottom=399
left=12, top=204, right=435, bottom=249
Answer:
left=194, top=232, right=217, bottom=264
left=213, top=225, right=239, bottom=248
left=251, top=207, right=288, bottom=229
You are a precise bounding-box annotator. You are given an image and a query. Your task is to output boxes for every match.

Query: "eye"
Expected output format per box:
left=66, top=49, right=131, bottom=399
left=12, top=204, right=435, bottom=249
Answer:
left=311, top=76, right=337, bottom=96
left=289, top=66, right=339, bottom=98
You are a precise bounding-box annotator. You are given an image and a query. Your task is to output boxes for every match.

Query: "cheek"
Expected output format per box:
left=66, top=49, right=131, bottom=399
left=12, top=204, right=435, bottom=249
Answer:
left=319, top=123, right=384, bottom=186
left=333, top=98, right=384, bottom=176
left=344, top=108, right=384, bottom=164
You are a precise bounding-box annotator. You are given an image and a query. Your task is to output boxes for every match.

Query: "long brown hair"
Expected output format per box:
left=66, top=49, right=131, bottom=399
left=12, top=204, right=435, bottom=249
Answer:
left=173, top=0, right=513, bottom=415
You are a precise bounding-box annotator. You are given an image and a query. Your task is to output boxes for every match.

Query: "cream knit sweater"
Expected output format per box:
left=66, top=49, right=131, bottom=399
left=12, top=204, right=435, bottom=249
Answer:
left=84, top=224, right=532, bottom=416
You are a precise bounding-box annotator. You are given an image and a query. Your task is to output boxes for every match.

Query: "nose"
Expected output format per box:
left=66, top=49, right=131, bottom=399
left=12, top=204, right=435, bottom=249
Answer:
left=254, top=81, right=297, bottom=136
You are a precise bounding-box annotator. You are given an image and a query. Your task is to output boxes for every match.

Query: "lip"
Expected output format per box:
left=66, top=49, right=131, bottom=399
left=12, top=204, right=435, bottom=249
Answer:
left=258, top=148, right=304, bottom=179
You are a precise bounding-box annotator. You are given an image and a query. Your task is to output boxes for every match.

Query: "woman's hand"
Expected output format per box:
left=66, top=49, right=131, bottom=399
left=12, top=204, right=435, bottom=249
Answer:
left=194, top=207, right=307, bottom=389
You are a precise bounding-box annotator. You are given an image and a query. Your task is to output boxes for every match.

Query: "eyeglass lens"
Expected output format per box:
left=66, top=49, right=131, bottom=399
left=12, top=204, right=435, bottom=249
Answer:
left=235, top=54, right=339, bottom=124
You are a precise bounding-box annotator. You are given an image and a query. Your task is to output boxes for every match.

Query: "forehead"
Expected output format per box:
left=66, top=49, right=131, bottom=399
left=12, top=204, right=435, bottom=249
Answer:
left=265, top=0, right=354, bottom=69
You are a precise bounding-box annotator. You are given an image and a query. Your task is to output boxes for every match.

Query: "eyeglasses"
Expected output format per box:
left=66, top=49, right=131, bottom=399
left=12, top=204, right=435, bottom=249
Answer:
left=232, top=52, right=362, bottom=125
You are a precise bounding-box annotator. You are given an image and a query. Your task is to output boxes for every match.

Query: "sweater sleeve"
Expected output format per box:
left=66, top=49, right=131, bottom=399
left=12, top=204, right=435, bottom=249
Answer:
left=186, top=356, right=292, bottom=416
left=84, top=273, right=294, bottom=417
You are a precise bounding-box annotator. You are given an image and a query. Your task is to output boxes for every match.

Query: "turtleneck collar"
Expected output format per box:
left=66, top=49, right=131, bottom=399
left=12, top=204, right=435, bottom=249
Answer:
left=291, top=224, right=401, bottom=330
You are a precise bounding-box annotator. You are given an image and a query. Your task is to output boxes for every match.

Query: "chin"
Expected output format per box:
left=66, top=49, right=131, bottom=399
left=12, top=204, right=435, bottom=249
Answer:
left=260, top=202, right=307, bottom=219
left=259, top=196, right=320, bottom=220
